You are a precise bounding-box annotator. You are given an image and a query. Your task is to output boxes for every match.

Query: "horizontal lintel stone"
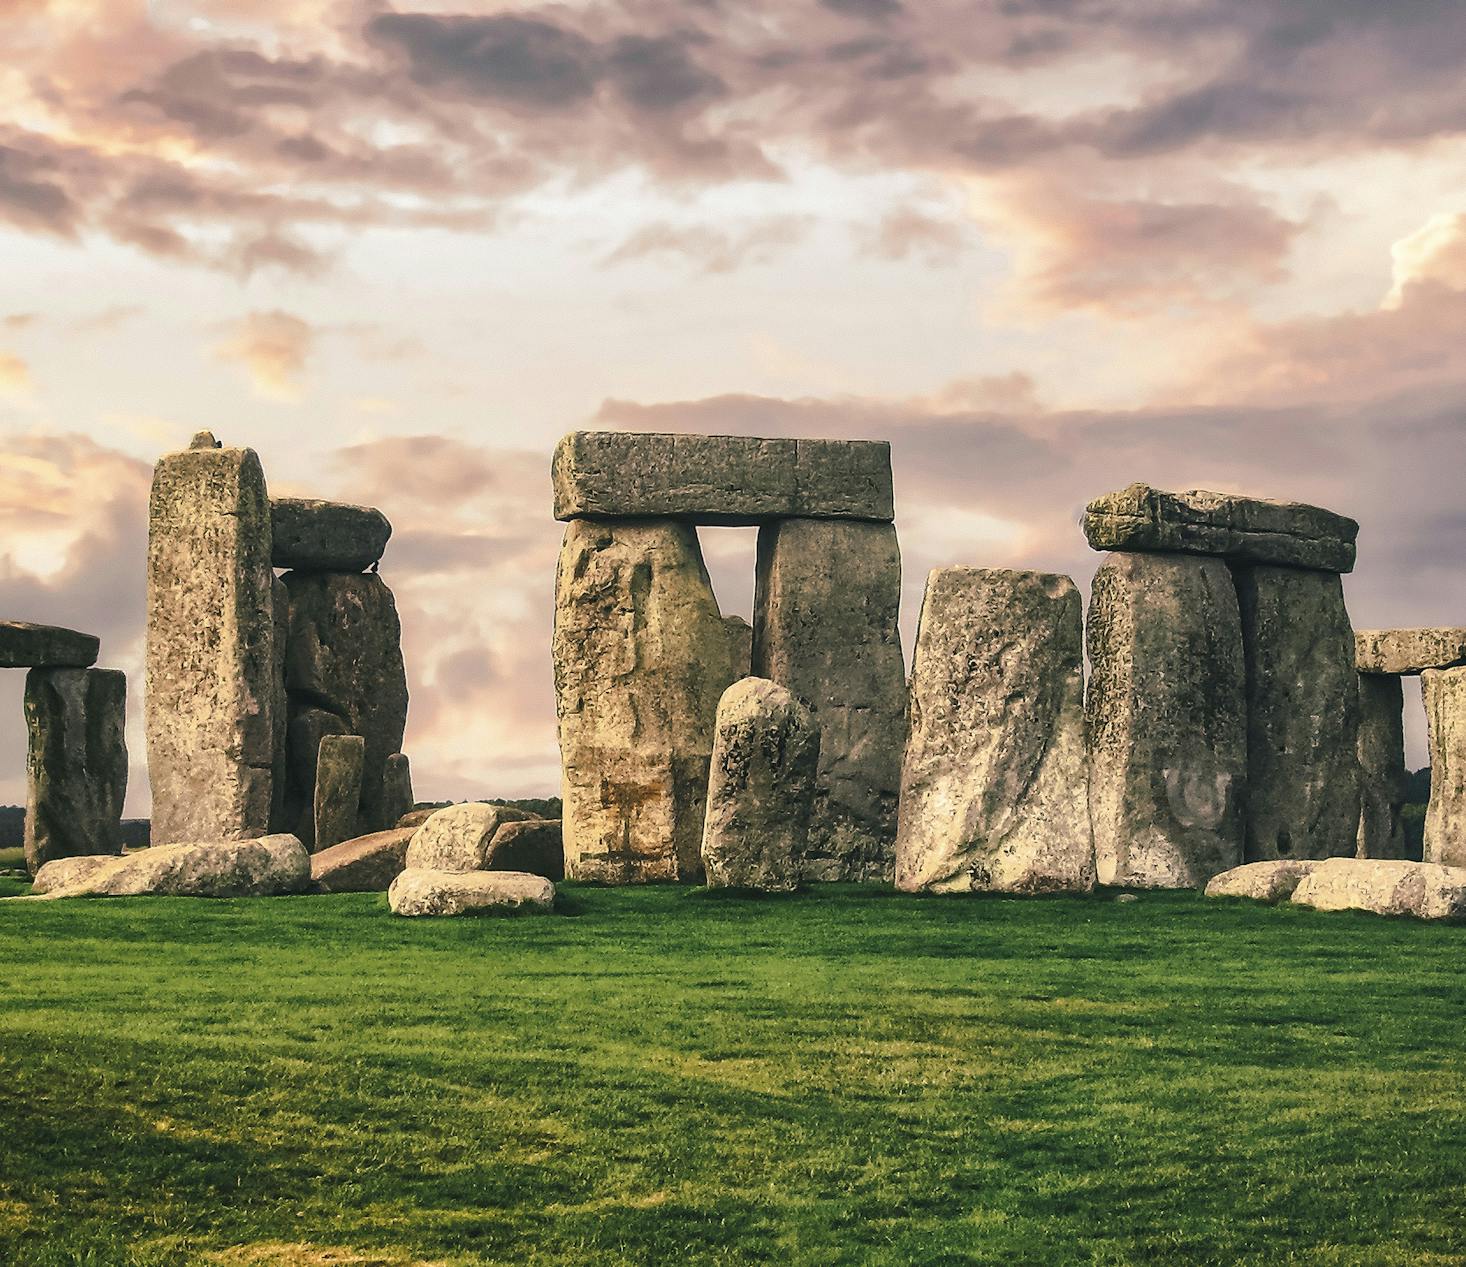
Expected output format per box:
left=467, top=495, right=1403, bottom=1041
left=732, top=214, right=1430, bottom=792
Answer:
left=271, top=498, right=392, bottom=572
left=0, top=621, right=100, bottom=669
left=552, top=431, right=893, bottom=524
left=1356, top=628, right=1466, bottom=676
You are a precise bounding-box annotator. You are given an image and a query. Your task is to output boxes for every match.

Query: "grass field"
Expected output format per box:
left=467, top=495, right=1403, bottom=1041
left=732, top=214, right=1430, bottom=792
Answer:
left=2, top=881, right=1465, bottom=1266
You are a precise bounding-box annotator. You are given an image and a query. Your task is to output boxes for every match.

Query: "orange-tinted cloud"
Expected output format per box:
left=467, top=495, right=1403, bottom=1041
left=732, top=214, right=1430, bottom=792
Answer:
left=212, top=310, right=313, bottom=400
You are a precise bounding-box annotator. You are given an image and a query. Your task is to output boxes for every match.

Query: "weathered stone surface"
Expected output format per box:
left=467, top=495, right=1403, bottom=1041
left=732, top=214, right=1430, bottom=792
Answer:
left=313, top=734, right=364, bottom=851
left=1357, top=674, right=1413, bottom=860
left=753, top=518, right=906, bottom=881
left=1235, top=566, right=1359, bottom=863
left=271, top=498, right=392, bottom=572
left=0, top=621, right=98, bottom=669
left=895, top=569, right=1093, bottom=895
left=700, top=678, right=820, bottom=892
left=387, top=868, right=555, bottom=916
left=1086, top=552, right=1246, bottom=888
left=269, top=575, right=288, bottom=833
left=1423, top=666, right=1466, bottom=867
left=485, top=819, right=564, bottom=880
left=280, top=570, right=408, bottom=843
left=722, top=616, right=753, bottom=679
left=1291, top=858, right=1466, bottom=920
left=1084, top=483, right=1357, bottom=572
left=381, top=753, right=414, bottom=828
left=555, top=518, right=739, bottom=883
left=22, top=835, right=309, bottom=900
left=396, top=807, right=438, bottom=829
left=403, top=802, right=536, bottom=872
left=1356, top=628, right=1466, bottom=676
left=1204, top=859, right=1322, bottom=903
left=310, top=827, right=414, bottom=892
left=146, top=440, right=276, bottom=844
left=23, top=667, right=127, bottom=875
left=30, top=854, right=111, bottom=894
left=552, top=431, right=893, bottom=525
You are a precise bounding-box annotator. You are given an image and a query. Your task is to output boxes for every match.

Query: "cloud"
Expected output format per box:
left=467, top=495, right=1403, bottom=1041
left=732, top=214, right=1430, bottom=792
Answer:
left=212, top=310, right=314, bottom=400
left=0, top=352, right=31, bottom=395
left=602, top=216, right=812, bottom=273
left=1386, top=211, right=1466, bottom=307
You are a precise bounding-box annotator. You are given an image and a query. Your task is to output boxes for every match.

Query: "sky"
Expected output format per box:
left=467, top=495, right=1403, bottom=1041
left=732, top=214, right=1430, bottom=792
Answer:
left=2, top=0, right=1465, bottom=812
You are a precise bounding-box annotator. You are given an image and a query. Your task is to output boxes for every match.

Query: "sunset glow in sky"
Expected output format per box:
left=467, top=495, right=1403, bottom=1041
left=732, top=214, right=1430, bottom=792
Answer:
left=4, top=0, right=1466, bottom=810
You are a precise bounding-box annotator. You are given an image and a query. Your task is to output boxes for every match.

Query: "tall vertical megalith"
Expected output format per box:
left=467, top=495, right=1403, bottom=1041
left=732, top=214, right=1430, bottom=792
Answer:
left=554, top=518, right=740, bottom=883
left=1234, top=566, right=1359, bottom=862
left=1086, top=552, right=1246, bottom=888
left=896, top=569, right=1093, bottom=894
left=146, top=433, right=276, bottom=844
left=753, top=518, right=906, bottom=881
left=1357, top=673, right=1412, bottom=860
left=314, top=733, right=365, bottom=851
left=1423, top=666, right=1466, bottom=867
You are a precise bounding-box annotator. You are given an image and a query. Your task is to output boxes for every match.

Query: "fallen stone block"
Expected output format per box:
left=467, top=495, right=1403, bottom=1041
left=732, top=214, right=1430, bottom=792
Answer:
left=1084, top=483, right=1357, bottom=572
left=1204, top=860, right=1322, bottom=903
left=484, top=819, right=564, bottom=881
left=23, top=835, right=310, bottom=899
left=271, top=497, right=392, bottom=572
left=313, top=734, right=365, bottom=851
left=1290, top=858, right=1466, bottom=920
left=404, top=802, right=537, bottom=872
left=0, top=621, right=99, bottom=669
left=387, top=868, right=555, bottom=917
left=396, top=806, right=438, bottom=829
left=310, top=827, right=414, bottom=893
left=1356, top=628, right=1466, bottom=676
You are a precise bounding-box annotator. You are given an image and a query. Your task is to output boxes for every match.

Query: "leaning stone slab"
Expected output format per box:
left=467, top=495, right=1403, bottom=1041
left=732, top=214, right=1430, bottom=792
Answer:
left=1086, top=552, right=1246, bottom=888
left=404, top=802, right=537, bottom=873
left=1290, top=858, right=1466, bottom=921
left=896, top=569, right=1094, bottom=895
left=23, top=667, right=127, bottom=875
left=1204, top=860, right=1322, bottom=904
left=145, top=435, right=276, bottom=844
left=485, top=819, right=564, bottom=881
left=313, top=734, right=365, bottom=851
left=701, top=678, right=821, bottom=893
left=1424, top=666, right=1466, bottom=867
left=1356, top=628, right=1466, bottom=676
left=0, top=621, right=98, bottom=669
left=271, top=498, right=392, bottom=573
left=1235, top=566, right=1359, bottom=862
left=753, top=519, right=906, bottom=881
left=1357, top=674, right=1412, bottom=860
left=387, top=868, right=555, bottom=917
left=1084, top=483, right=1357, bottom=572
left=22, top=835, right=309, bottom=899
left=310, top=827, right=414, bottom=893
left=552, top=432, right=893, bottom=524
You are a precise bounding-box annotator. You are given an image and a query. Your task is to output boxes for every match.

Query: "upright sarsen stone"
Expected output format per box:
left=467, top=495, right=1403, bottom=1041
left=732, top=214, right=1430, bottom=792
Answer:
left=1234, top=566, right=1359, bottom=862
left=1357, top=673, right=1412, bottom=860
left=1086, top=552, right=1246, bottom=888
left=314, top=733, right=365, bottom=851
left=23, top=668, right=127, bottom=874
left=753, top=519, right=906, bottom=881
left=895, top=569, right=1093, bottom=894
left=554, top=518, right=740, bottom=883
left=145, top=436, right=275, bottom=844
left=1423, top=666, right=1466, bottom=868
left=381, top=753, right=414, bottom=827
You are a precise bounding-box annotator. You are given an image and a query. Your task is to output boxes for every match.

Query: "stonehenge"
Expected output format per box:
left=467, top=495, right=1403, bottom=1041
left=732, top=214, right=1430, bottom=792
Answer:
left=314, top=734, right=365, bottom=851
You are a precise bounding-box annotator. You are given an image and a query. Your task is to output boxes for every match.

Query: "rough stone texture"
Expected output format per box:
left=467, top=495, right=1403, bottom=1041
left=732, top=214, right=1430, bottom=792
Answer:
left=381, top=753, right=414, bottom=828
left=271, top=497, right=392, bottom=573
left=0, top=621, right=98, bottom=668
left=552, top=431, right=893, bottom=525
left=30, top=854, right=112, bottom=895
left=700, top=678, right=821, bottom=892
left=1235, top=566, right=1359, bottom=863
left=387, top=868, right=556, bottom=917
left=555, top=518, right=740, bottom=883
left=1291, top=858, right=1466, bottom=921
left=280, top=570, right=408, bottom=844
left=1086, top=552, right=1247, bottom=889
left=403, top=802, right=536, bottom=872
left=722, top=616, right=753, bottom=679
left=22, top=835, right=309, bottom=899
left=485, top=819, right=564, bottom=881
left=146, top=440, right=276, bottom=844
left=310, top=827, right=414, bottom=892
left=1356, top=628, right=1466, bottom=676
left=753, top=518, right=907, bottom=881
left=396, top=807, right=438, bottom=829
left=1204, top=859, right=1322, bottom=903
left=269, top=575, right=289, bottom=833
left=895, top=569, right=1094, bottom=895
left=1357, top=673, right=1414, bottom=860
left=313, top=734, right=365, bottom=851
left=1423, top=666, right=1466, bottom=867
left=1084, top=483, right=1358, bottom=572
left=23, top=667, right=127, bottom=875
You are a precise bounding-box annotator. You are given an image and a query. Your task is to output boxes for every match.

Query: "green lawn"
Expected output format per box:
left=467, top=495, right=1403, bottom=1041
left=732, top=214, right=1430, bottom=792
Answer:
left=1, top=882, right=1464, bottom=1266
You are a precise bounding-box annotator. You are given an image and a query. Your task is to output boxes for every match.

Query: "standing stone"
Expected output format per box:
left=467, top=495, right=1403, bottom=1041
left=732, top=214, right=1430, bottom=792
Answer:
left=700, top=678, right=821, bottom=892
left=1357, top=674, right=1413, bottom=860
left=722, top=616, right=753, bottom=680
left=895, top=569, right=1093, bottom=895
left=280, top=571, right=408, bottom=843
left=554, top=518, right=739, bottom=883
left=314, top=734, right=365, bottom=851
left=269, top=575, right=289, bottom=833
left=23, top=668, right=127, bottom=875
left=145, top=436, right=275, bottom=844
left=1423, top=666, right=1466, bottom=867
left=381, top=753, right=414, bottom=828
left=753, top=519, right=906, bottom=881
left=1234, top=566, right=1359, bottom=862
left=1086, top=552, right=1246, bottom=888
